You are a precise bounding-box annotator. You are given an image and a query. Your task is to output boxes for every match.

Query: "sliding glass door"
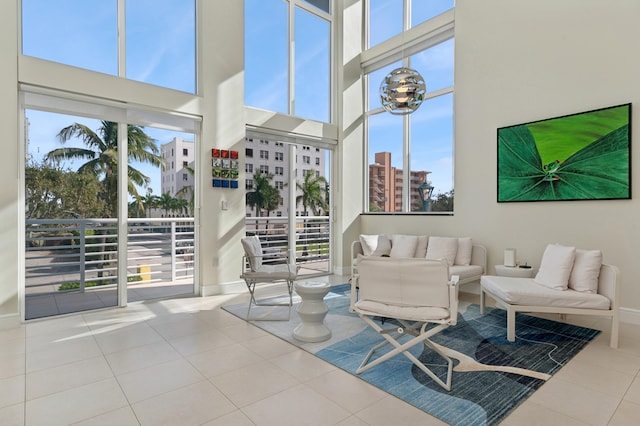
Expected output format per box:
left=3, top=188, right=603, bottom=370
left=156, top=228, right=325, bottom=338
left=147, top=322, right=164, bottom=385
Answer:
left=22, top=93, right=200, bottom=320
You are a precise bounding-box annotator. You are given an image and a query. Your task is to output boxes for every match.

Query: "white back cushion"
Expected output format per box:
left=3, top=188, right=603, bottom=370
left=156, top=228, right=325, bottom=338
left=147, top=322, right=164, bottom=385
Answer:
left=426, top=236, right=458, bottom=266
left=569, top=249, right=602, bottom=293
left=534, top=244, right=576, bottom=290
left=455, top=237, right=473, bottom=266
left=390, top=235, right=419, bottom=258
left=414, top=235, right=429, bottom=258
left=241, top=236, right=263, bottom=270
left=359, top=234, right=391, bottom=256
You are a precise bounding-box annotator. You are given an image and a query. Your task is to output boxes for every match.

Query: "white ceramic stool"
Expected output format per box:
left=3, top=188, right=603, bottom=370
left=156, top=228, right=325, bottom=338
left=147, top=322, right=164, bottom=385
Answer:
left=293, top=281, right=332, bottom=343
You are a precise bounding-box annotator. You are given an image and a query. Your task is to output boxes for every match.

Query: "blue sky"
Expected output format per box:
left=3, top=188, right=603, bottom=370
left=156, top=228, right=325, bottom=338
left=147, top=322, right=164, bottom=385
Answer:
left=23, top=0, right=454, bottom=201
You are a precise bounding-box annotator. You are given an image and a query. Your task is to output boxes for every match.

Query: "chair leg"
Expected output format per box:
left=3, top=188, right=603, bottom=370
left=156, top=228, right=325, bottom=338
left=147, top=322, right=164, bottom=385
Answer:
left=507, top=308, right=516, bottom=342
left=356, top=316, right=453, bottom=391
left=243, top=278, right=293, bottom=321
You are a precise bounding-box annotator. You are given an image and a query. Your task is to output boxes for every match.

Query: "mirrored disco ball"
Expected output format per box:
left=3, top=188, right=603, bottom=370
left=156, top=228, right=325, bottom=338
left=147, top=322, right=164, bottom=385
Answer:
left=379, top=67, right=426, bottom=115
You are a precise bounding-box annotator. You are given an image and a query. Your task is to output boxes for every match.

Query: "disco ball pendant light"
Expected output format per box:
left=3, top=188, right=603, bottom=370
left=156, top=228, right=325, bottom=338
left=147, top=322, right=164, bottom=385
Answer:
left=379, top=67, right=426, bottom=115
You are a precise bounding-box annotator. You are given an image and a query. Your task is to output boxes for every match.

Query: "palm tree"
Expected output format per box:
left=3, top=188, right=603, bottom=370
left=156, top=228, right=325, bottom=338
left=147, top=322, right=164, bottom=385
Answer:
left=45, top=121, right=164, bottom=217
left=246, top=171, right=276, bottom=218
left=157, top=192, right=175, bottom=216
left=296, top=171, right=328, bottom=257
left=175, top=165, right=195, bottom=216
left=296, top=171, right=328, bottom=216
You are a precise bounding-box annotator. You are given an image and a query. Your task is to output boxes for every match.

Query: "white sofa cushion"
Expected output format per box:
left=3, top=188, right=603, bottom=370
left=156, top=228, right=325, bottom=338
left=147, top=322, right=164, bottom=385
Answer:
left=359, top=234, right=391, bottom=256
left=426, top=236, right=458, bottom=266
left=449, top=265, right=483, bottom=282
left=455, top=237, right=473, bottom=266
left=534, top=244, right=576, bottom=290
left=569, top=249, right=603, bottom=294
left=414, top=235, right=429, bottom=258
left=390, top=234, right=419, bottom=258
left=481, top=275, right=610, bottom=309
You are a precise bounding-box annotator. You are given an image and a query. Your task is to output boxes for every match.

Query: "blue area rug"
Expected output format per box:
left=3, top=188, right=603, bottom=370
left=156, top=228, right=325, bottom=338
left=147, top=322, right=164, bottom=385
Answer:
left=223, top=283, right=600, bottom=426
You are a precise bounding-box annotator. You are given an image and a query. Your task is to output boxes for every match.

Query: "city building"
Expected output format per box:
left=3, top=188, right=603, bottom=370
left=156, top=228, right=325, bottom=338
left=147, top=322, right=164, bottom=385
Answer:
left=369, top=151, right=430, bottom=212
left=161, top=137, right=195, bottom=199
left=245, top=137, right=326, bottom=217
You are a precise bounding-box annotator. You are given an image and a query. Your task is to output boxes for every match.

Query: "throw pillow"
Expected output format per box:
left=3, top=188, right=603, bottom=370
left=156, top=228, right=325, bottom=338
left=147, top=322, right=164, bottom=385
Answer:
left=454, top=237, right=473, bottom=266
left=390, top=234, right=419, bottom=258
left=568, top=249, right=602, bottom=293
left=414, top=235, right=429, bottom=258
left=534, top=243, right=576, bottom=290
left=425, top=236, right=458, bottom=266
left=359, top=234, right=391, bottom=257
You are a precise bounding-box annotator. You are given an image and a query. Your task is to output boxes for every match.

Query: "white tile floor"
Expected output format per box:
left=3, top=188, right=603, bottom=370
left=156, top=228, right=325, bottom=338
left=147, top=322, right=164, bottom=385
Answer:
left=1, top=274, right=639, bottom=425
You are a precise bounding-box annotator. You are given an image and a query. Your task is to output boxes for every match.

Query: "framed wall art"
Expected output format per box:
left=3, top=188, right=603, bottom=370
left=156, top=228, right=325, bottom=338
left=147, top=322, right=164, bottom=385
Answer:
left=497, top=103, right=631, bottom=202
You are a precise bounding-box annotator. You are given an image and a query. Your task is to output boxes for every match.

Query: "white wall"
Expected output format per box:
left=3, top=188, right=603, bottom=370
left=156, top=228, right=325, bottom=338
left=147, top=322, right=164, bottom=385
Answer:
left=0, top=0, right=19, bottom=317
left=360, top=0, right=640, bottom=314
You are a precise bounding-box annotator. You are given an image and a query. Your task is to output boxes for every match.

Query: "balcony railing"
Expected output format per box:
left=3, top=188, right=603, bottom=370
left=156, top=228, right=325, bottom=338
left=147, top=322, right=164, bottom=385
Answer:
left=245, top=215, right=330, bottom=271
left=25, top=215, right=330, bottom=297
left=25, top=218, right=195, bottom=296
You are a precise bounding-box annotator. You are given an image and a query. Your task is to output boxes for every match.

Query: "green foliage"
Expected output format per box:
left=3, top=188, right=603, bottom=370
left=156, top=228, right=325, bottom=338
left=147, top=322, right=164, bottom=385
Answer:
left=25, top=160, right=106, bottom=219
left=430, top=189, right=454, bottom=212
left=45, top=121, right=164, bottom=217
left=296, top=171, right=328, bottom=215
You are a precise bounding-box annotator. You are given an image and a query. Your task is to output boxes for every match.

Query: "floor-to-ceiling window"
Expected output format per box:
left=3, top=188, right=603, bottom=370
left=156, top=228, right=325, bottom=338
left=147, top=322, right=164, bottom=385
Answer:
left=364, top=0, right=455, bottom=213
left=245, top=131, right=332, bottom=276
left=245, top=0, right=332, bottom=123
left=22, top=93, right=200, bottom=320
left=22, top=0, right=196, bottom=93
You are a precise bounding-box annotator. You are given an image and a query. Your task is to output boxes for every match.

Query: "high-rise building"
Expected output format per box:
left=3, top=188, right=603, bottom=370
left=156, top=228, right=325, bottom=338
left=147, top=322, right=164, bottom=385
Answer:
left=369, top=151, right=430, bottom=212
left=245, top=137, right=326, bottom=217
left=160, top=137, right=195, bottom=216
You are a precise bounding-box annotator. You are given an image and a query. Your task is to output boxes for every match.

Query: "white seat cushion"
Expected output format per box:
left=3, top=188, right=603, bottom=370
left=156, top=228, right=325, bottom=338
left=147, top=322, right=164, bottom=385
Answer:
left=242, top=264, right=296, bottom=280
left=355, top=300, right=450, bottom=322
left=449, top=265, right=483, bottom=281
left=481, top=275, right=610, bottom=310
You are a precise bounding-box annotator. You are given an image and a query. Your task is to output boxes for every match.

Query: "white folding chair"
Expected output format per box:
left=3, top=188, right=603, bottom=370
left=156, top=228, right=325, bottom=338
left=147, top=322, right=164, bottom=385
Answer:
left=240, top=236, right=298, bottom=320
left=351, top=256, right=459, bottom=391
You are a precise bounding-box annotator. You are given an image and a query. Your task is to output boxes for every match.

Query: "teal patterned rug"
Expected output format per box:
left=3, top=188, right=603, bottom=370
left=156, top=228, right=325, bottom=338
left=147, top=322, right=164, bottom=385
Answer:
left=223, top=284, right=600, bottom=426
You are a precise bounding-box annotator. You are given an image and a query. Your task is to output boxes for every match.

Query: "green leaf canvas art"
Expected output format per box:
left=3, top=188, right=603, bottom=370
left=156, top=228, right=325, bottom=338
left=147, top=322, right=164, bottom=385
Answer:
left=497, top=103, right=631, bottom=202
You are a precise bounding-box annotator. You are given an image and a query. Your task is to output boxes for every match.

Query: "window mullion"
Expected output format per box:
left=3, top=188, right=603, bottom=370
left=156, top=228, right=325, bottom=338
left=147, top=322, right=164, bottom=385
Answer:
left=289, top=0, right=295, bottom=115
left=117, top=0, right=126, bottom=77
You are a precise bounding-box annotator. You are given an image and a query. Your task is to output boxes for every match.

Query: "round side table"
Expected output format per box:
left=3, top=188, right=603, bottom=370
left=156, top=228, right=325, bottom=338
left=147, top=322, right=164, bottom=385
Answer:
left=494, top=264, right=535, bottom=278
left=293, top=281, right=332, bottom=343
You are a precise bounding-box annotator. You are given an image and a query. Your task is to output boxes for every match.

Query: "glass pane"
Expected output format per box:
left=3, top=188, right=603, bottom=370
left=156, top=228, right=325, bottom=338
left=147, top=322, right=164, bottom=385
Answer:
left=22, top=0, right=117, bottom=75
left=126, top=0, right=196, bottom=93
left=368, top=0, right=403, bottom=48
left=128, top=127, right=196, bottom=302
left=409, top=93, right=454, bottom=212
left=302, top=0, right=331, bottom=14
left=410, top=38, right=454, bottom=93
left=24, top=110, right=119, bottom=319
left=368, top=61, right=402, bottom=111
left=244, top=135, right=331, bottom=275
left=367, top=112, right=403, bottom=212
left=245, top=0, right=288, bottom=114
left=294, top=7, right=330, bottom=122
left=411, top=0, right=454, bottom=28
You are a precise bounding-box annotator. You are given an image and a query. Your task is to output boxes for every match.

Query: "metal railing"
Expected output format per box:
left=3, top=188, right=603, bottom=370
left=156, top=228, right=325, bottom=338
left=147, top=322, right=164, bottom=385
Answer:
left=24, top=215, right=329, bottom=296
left=245, top=215, right=330, bottom=271
left=25, top=218, right=195, bottom=296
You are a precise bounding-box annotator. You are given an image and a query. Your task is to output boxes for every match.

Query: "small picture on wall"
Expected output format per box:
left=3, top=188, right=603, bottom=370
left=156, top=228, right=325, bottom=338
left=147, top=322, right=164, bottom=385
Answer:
left=497, top=103, right=631, bottom=202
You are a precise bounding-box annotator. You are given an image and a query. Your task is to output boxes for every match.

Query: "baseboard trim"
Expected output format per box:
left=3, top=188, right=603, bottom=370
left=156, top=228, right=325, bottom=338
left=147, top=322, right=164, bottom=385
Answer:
left=620, top=307, right=640, bottom=325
